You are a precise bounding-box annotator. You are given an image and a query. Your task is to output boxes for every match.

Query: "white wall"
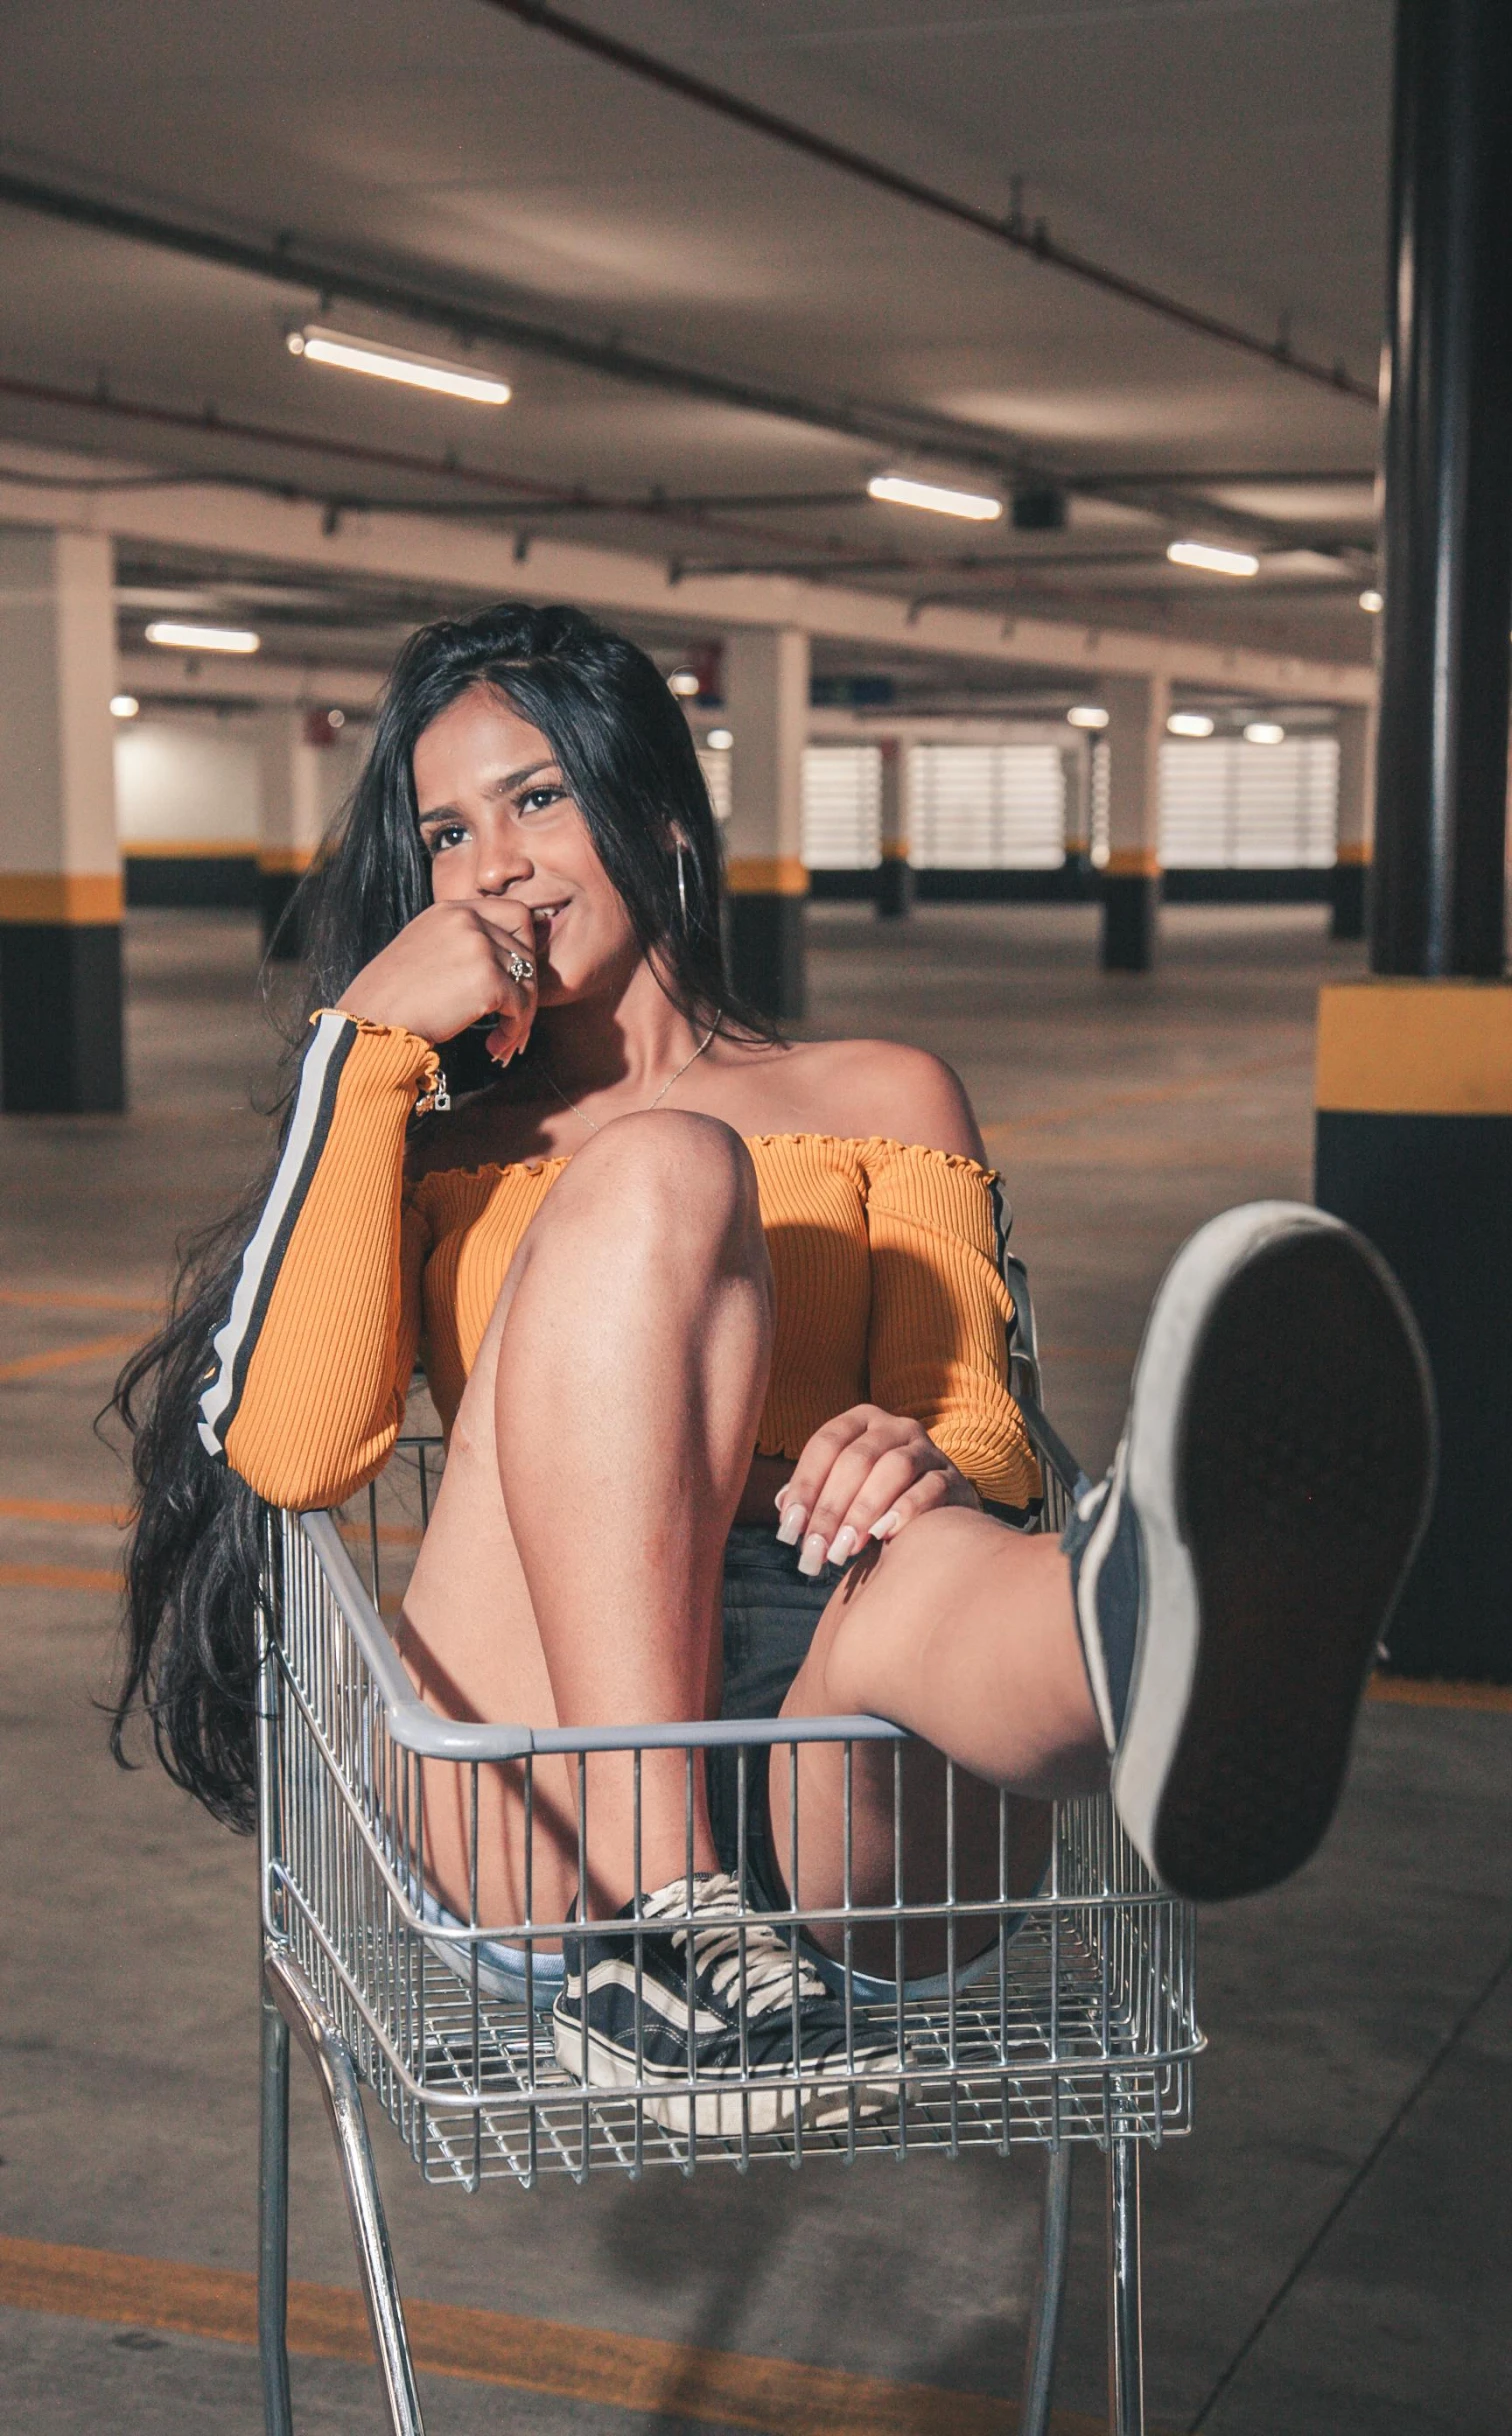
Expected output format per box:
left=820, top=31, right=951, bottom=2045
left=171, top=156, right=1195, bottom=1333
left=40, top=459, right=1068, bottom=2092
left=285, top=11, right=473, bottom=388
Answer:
left=115, top=712, right=370, bottom=850
left=115, top=714, right=260, bottom=849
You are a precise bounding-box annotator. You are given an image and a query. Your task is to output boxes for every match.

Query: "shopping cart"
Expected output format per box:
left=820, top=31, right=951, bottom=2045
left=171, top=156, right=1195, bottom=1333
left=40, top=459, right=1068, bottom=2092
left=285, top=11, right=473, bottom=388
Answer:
left=255, top=1249, right=1201, bottom=2436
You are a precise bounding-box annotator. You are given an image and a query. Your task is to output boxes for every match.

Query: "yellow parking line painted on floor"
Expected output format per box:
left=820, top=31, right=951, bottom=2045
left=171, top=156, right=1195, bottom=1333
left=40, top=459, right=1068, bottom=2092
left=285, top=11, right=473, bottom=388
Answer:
left=0, top=1334, right=142, bottom=1384
left=0, top=2235, right=1114, bottom=2434
left=0, top=1563, right=120, bottom=1593
left=0, top=1498, right=128, bottom=1527
left=1368, top=1676, right=1512, bottom=1713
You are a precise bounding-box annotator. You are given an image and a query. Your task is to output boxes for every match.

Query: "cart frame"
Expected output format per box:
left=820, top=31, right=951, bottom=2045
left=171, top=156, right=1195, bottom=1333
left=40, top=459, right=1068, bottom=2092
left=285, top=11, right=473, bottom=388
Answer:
left=255, top=1251, right=1200, bottom=2435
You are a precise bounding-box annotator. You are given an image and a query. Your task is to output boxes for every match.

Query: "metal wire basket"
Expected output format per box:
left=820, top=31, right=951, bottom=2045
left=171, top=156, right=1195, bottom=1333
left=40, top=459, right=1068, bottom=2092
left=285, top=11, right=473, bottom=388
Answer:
left=255, top=1251, right=1200, bottom=2436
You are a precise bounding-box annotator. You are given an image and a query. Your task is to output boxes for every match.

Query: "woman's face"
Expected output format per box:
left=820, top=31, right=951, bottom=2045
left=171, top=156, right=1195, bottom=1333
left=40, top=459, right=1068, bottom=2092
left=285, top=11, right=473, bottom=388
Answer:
left=412, top=681, right=640, bottom=1003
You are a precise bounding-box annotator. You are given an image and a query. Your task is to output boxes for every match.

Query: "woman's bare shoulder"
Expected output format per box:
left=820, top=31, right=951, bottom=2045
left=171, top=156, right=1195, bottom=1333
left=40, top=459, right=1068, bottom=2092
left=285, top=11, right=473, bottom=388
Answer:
left=775, top=1037, right=985, bottom=1158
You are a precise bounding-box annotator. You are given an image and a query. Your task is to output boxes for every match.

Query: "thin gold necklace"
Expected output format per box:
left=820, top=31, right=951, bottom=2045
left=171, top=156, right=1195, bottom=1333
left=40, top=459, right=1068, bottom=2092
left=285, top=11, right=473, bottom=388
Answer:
left=539, top=1024, right=717, bottom=1135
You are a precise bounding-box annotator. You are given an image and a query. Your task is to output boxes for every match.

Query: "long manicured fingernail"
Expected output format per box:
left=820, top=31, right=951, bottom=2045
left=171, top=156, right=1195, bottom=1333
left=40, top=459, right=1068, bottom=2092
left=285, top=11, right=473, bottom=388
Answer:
left=826, top=1525, right=859, bottom=1566
left=869, top=1510, right=902, bottom=1542
left=775, top=1503, right=806, bottom=1546
left=797, top=1531, right=828, bottom=1578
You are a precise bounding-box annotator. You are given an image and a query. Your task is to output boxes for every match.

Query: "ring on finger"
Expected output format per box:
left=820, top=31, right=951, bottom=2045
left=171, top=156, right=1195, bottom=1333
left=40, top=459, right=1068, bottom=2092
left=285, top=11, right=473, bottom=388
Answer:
left=507, top=952, right=535, bottom=984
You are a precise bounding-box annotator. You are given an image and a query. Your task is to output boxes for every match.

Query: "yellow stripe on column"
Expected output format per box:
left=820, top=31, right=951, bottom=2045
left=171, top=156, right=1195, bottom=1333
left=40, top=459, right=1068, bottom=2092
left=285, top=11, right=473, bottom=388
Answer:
left=0, top=873, right=123, bottom=922
left=126, top=839, right=258, bottom=860
left=257, top=846, right=316, bottom=876
left=1317, top=980, right=1512, bottom=1114
left=1103, top=848, right=1161, bottom=879
left=724, top=856, right=809, bottom=896
left=1334, top=840, right=1372, bottom=867
left=880, top=837, right=910, bottom=863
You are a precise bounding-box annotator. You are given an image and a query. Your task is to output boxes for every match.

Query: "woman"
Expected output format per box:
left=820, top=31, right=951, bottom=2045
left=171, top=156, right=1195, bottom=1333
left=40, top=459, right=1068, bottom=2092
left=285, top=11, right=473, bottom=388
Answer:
left=114, top=602, right=1433, bottom=2127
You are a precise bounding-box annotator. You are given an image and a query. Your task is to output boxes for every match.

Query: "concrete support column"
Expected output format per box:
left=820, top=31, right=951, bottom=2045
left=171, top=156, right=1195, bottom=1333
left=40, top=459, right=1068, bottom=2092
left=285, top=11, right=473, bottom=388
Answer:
left=874, top=737, right=913, bottom=919
left=255, top=708, right=331, bottom=959
left=1061, top=738, right=1093, bottom=894
left=0, top=527, right=123, bottom=1112
left=1331, top=704, right=1375, bottom=940
left=723, top=627, right=809, bottom=1018
left=1100, top=673, right=1168, bottom=971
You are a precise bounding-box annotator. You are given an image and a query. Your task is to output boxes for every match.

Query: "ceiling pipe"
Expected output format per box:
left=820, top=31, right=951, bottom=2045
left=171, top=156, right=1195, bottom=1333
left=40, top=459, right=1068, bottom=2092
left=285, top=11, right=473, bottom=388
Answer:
left=483, top=0, right=1375, bottom=407
left=0, top=167, right=1044, bottom=483
left=0, top=370, right=886, bottom=563
left=0, top=170, right=1352, bottom=553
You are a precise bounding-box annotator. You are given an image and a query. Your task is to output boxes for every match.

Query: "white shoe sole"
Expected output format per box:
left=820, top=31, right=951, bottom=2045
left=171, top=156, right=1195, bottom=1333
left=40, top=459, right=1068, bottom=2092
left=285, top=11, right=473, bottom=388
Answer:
left=550, top=2013, right=902, bottom=2137
left=1110, top=1202, right=1434, bottom=1900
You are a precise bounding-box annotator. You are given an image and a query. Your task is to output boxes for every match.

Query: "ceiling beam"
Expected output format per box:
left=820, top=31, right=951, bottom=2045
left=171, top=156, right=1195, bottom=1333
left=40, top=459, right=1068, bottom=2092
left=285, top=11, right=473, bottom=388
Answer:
left=0, top=172, right=1362, bottom=556
left=1, top=461, right=1373, bottom=703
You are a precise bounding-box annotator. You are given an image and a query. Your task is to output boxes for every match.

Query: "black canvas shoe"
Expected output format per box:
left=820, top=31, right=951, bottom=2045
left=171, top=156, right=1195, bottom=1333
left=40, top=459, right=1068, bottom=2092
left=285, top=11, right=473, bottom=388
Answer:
left=1064, top=1202, right=1435, bottom=1902
left=552, top=1871, right=903, bottom=2135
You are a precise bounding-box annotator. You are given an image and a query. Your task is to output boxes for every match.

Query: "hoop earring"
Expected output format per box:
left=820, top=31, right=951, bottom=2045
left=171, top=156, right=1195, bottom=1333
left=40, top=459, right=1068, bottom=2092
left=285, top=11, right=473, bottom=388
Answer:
left=676, top=840, right=689, bottom=928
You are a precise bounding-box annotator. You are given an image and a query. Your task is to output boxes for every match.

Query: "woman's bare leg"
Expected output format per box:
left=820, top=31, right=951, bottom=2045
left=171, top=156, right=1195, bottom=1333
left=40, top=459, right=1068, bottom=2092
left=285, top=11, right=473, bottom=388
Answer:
left=400, top=1110, right=772, bottom=1925
left=770, top=1510, right=1099, bottom=1976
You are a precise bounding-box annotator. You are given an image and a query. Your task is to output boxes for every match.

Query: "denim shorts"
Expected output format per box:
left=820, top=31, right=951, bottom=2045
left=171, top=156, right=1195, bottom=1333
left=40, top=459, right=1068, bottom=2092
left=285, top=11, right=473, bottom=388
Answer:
left=423, top=1526, right=1005, bottom=2008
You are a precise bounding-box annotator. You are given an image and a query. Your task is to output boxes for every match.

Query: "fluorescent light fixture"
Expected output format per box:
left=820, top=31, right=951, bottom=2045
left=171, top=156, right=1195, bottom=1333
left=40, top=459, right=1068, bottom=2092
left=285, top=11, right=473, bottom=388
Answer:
left=704, top=727, right=733, bottom=750
left=287, top=325, right=512, bottom=407
left=109, top=693, right=139, bottom=719
left=667, top=668, right=701, bottom=698
left=1066, top=704, right=1109, bottom=730
left=1167, top=711, right=1215, bottom=738
left=145, top=620, right=261, bottom=654
left=1244, top=721, right=1285, bottom=745
left=1167, top=539, right=1260, bottom=578
left=1359, top=588, right=1383, bottom=613
left=867, top=473, right=1003, bottom=522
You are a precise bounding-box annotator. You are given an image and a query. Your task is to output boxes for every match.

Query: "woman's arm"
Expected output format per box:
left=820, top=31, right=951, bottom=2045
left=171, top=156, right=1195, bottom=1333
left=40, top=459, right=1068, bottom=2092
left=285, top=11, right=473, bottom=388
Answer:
left=198, top=1013, right=437, bottom=1510
left=770, top=1042, right=1038, bottom=1569
left=203, top=895, right=543, bottom=1510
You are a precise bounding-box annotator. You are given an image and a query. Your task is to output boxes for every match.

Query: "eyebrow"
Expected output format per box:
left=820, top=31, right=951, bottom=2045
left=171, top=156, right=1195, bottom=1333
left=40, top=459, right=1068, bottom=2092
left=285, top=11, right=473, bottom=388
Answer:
left=416, top=758, right=559, bottom=823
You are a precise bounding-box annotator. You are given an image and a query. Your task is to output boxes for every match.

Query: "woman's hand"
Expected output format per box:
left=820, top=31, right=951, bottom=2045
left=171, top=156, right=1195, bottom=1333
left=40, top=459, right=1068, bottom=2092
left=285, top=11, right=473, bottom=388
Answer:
left=776, top=1405, right=980, bottom=1578
left=335, top=899, right=539, bottom=1060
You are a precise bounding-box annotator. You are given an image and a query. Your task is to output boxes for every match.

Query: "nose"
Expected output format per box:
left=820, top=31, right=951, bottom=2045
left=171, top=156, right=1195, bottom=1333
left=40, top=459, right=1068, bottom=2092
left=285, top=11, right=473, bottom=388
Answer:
left=473, top=818, right=532, bottom=896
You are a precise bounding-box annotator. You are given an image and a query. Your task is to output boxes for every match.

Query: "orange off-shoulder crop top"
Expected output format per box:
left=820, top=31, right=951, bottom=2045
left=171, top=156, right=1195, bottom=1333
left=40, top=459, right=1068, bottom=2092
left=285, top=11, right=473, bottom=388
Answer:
left=197, top=1012, right=1039, bottom=1514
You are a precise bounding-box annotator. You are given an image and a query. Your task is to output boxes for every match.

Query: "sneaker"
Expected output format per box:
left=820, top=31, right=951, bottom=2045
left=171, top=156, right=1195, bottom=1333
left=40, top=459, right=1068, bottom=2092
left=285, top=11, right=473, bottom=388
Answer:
left=1065, top=1202, right=1434, bottom=1902
left=551, top=1871, right=903, bottom=2135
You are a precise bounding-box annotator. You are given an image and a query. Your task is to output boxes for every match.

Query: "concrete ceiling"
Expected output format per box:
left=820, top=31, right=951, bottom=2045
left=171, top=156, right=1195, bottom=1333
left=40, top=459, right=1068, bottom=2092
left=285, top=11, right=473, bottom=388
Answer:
left=0, top=0, right=1392, bottom=693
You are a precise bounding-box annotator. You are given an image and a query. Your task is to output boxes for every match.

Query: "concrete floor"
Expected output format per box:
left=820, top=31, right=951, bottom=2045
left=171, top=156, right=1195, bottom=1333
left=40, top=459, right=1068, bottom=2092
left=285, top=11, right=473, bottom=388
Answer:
left=2, top=903, right=1509, bottom=2434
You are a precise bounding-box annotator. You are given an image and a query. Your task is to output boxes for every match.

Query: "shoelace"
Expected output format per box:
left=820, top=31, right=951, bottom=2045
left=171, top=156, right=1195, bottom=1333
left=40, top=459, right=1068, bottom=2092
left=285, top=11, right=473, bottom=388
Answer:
left=640, top=1873, right=829, bottom=2020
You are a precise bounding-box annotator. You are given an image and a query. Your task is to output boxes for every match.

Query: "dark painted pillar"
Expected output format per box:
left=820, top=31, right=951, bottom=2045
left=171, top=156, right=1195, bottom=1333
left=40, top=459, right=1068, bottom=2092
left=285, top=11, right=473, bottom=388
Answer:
left=723, top=628, right=809, bottom=1020
left=1371, top=0, right=1512, bottom=980
left=1099, top=675, right=1168, bottom=972
left=727, top=889, right=807, bottom=1018
left=1315, top=0, right=1512, bottom=1680
left=874, top=738, right=914, bottom=919
left=0, top=528, right=125, bottom=1113
left=1330, top=705, right=1374, bottom=942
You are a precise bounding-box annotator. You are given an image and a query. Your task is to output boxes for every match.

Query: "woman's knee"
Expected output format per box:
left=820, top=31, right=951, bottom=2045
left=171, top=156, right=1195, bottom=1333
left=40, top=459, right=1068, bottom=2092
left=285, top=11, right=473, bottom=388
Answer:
left=814, top=1507, right=1003, bottom=1713
left=553, top=1109, right=763, bottom=1259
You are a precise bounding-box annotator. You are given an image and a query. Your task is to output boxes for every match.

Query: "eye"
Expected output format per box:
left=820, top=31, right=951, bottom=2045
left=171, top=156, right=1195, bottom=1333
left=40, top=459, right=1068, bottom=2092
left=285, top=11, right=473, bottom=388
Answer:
left=423, top=820, right=470, bottom=858
left=517, top=784, right=568, bottom=815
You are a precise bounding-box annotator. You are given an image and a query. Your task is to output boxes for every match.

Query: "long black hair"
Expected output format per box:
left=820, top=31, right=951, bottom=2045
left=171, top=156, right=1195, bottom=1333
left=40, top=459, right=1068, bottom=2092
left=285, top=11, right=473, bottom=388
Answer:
left=111, top=601, right=769, bottom=1830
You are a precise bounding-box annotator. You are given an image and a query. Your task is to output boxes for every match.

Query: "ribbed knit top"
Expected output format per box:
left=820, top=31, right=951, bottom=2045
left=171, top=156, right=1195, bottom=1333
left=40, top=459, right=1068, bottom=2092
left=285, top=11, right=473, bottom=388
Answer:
left=199, top=1013, right=1038, bottom=1513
